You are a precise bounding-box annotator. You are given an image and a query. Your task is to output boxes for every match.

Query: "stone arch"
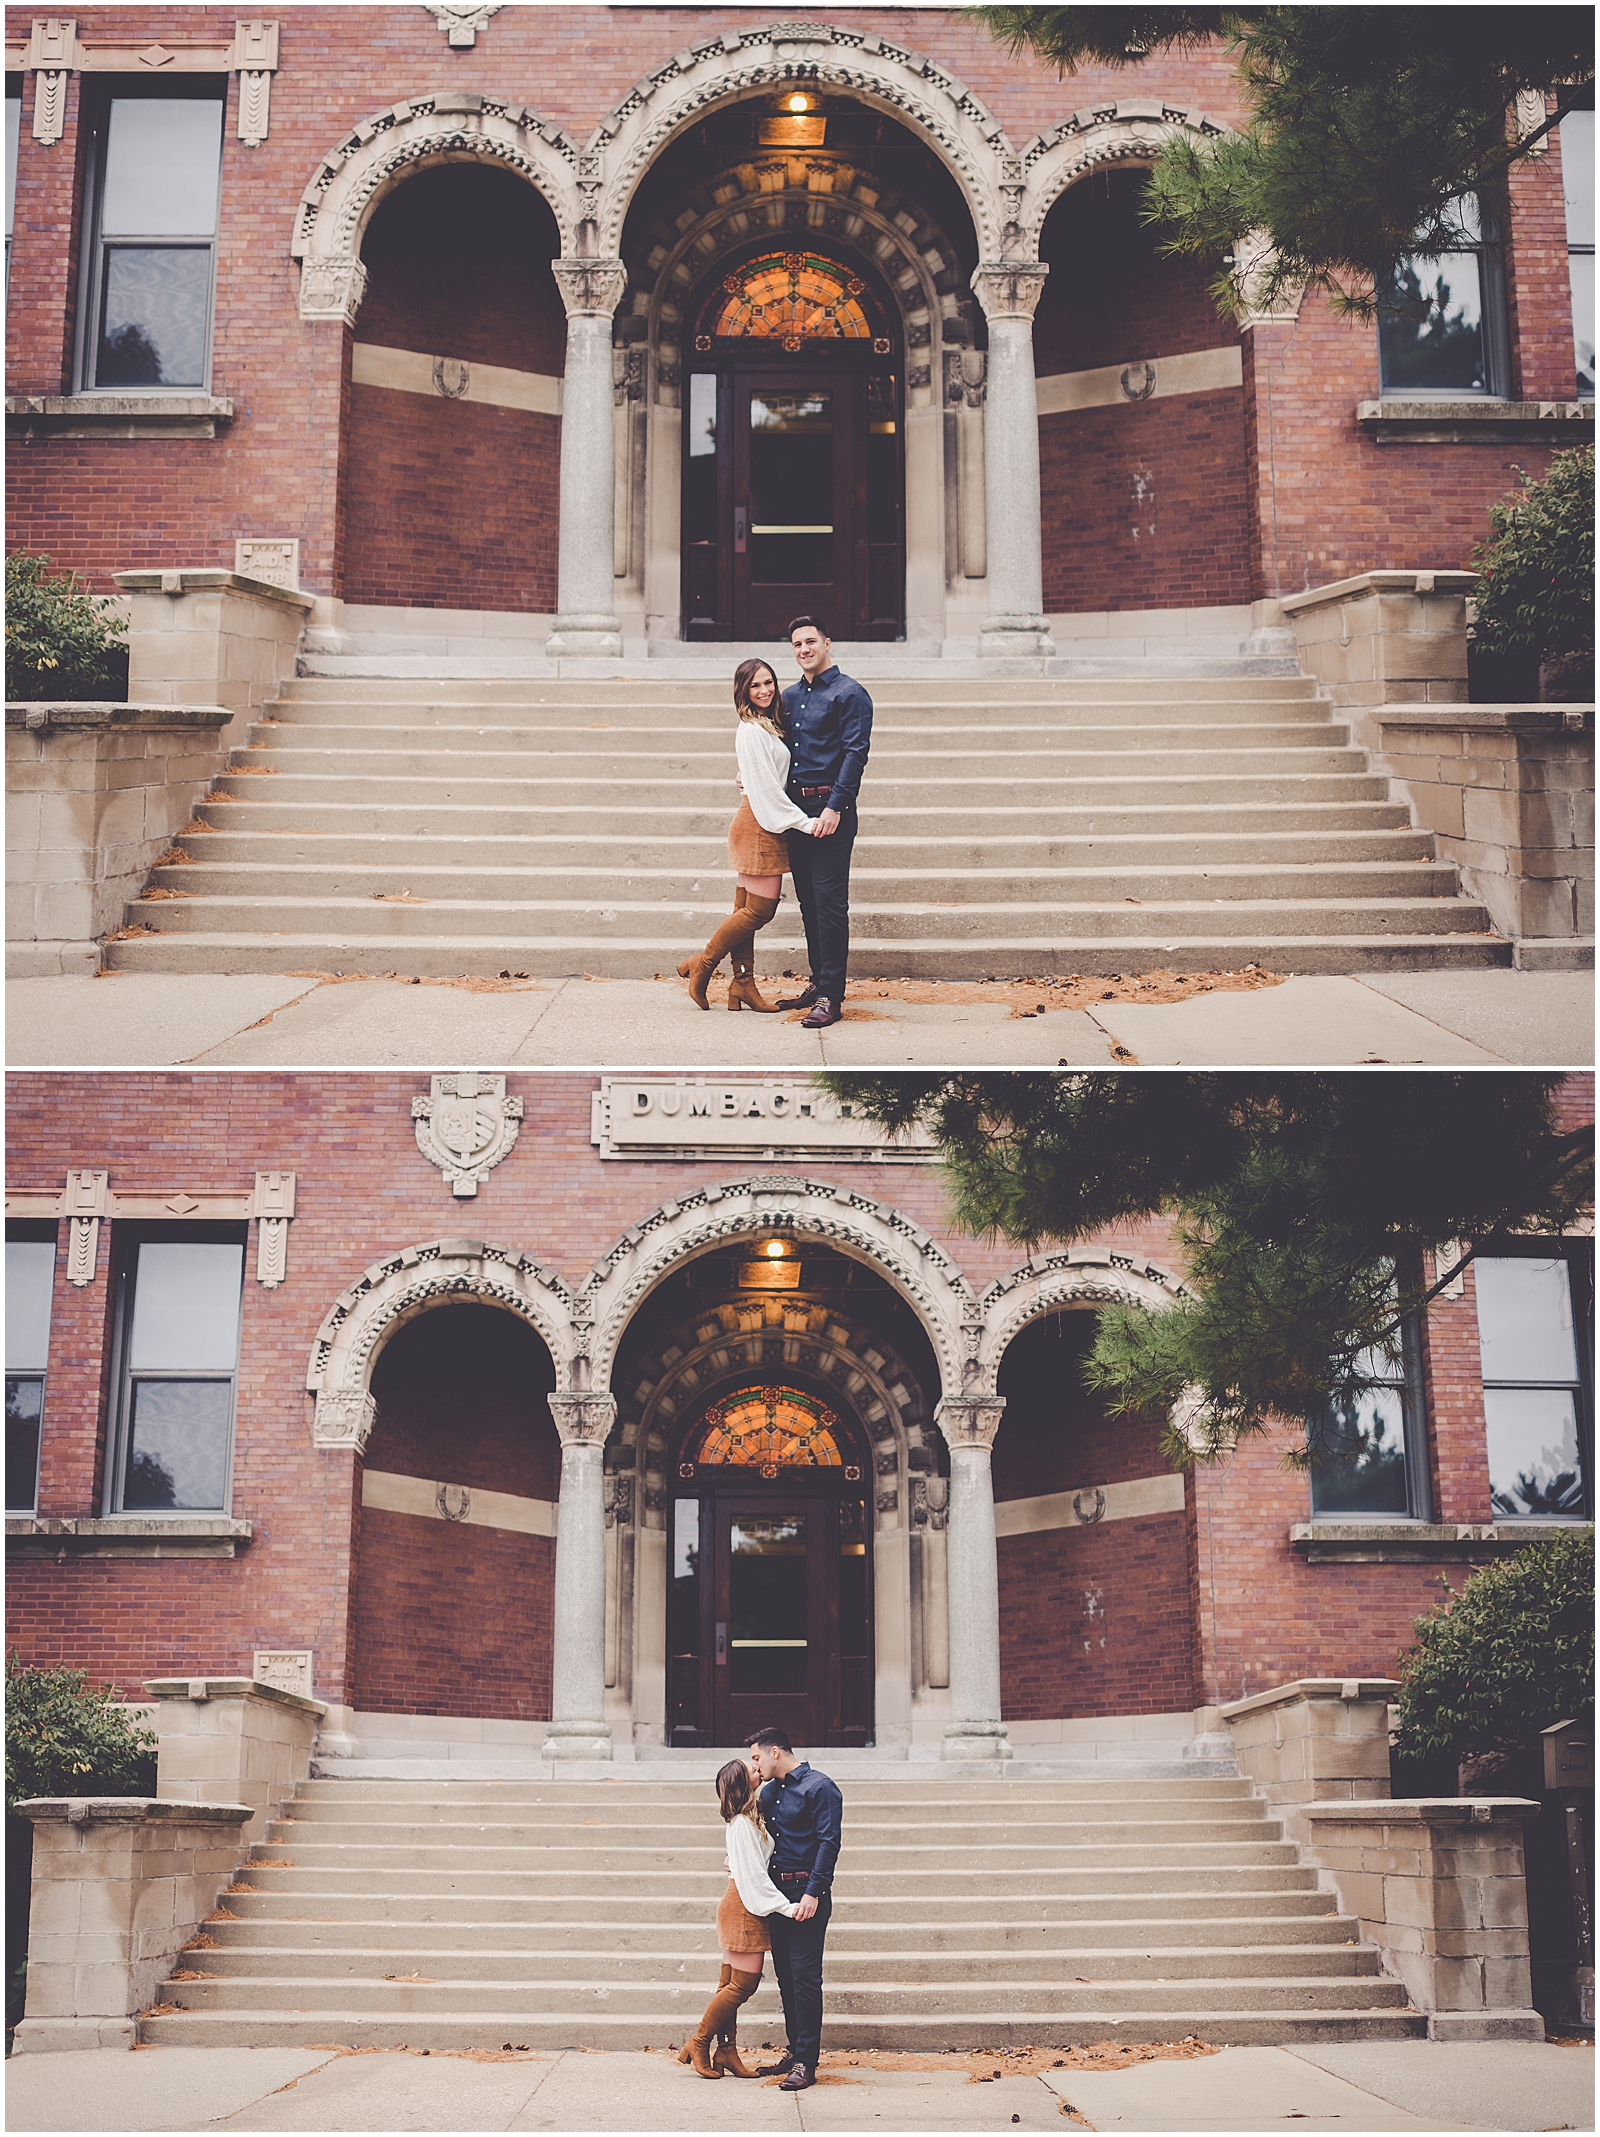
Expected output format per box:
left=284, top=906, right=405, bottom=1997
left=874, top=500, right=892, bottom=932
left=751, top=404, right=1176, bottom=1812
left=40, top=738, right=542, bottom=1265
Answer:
left=624, top=155, right=974, bottom=405
left=1017, top=102, right=1231, bottom=254
left=608, top=1296, right=941, bottom=1536
left=306, top=1238, right=576, bottom=1451
left=970, top=1247, right=1188, bottom=1400
left=587, top=20, right=1016, bottom=262
left=292, top=93, right=584, bottom=324
left=576, top=1175, right=974, bottom=1411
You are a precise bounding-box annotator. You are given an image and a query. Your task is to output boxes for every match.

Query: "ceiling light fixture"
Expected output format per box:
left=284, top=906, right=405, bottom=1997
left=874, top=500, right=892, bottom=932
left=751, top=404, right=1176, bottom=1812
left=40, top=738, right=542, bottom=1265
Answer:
left=787, top=93, right=810, bottom=113
left=765, top=1238, right=787, bottom=1258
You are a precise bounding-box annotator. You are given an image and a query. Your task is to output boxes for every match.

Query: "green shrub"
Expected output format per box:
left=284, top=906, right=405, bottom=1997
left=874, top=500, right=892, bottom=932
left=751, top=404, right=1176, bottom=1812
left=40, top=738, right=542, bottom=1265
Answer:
left=1471, top=445, right=1596, bottom=666
left=4, top=1656, right=157, bottom=1809
left=4, top=553, right=129, bottom=703
left=1391, top=1529, right=1594, bottom=1765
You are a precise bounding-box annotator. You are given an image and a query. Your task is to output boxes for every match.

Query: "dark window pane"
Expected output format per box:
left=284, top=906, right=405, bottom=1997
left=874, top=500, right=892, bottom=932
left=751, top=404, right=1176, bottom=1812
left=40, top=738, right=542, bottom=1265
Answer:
left=128, top=1241, right=242, bottom=1371
left=729, top=1514, right=808, bottom=1695
left=6, top=1376, right=42, bottom=1512
left=97, top=247, right=211, bottom=387
left=1486, top=1387, right=1585, bottom=1517
left=1310, top=1386, right=1410, bottom=1514
left=5, top=95, right=19, bottom=239
left=6, top=1238, right=55, bottom=1370
left=1379, top=255, right=1487, bottom=390
left=101, top=99, right=221, bottom=236
left=1570, top=250, right=1595, bottom=397
left=1562, top=111, right=1595, bottom=251
left=124, top=1379, right=231, bottom=1508
left=1475, top=1258, right=1578, bottom=1383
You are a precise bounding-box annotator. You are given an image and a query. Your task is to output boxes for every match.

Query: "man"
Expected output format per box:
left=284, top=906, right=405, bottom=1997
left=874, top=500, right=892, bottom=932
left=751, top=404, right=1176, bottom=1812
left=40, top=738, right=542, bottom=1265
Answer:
left=778, top=615, right=873, bottom=1031
left=747, top=1725, right=843, bottom=2092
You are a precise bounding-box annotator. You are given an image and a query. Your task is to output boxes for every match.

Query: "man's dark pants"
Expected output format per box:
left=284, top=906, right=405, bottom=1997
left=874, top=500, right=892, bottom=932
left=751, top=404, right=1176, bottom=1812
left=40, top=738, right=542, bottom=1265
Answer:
left=786, top=798, right=857, bottom=1004
left=768, top=1886, right=832, bottom=2067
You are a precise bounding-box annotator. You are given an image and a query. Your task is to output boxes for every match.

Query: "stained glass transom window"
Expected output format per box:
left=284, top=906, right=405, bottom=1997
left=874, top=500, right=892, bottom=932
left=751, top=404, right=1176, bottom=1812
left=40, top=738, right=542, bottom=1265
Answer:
left=697, top=251, right=886, bottom=353
left=683, top=1387, right=846, bottom=1475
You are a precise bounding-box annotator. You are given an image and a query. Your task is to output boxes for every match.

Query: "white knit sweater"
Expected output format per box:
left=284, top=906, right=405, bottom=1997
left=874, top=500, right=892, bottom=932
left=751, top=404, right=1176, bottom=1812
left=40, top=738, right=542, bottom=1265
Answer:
left=735, top=719, right=816, bottom=837
left=726, top=1812, right=796, bottom=1917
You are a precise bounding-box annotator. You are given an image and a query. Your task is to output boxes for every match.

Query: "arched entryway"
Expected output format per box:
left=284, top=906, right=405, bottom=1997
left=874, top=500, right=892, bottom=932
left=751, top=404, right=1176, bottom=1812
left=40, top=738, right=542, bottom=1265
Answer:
left=668, top=1381, right=873, bottom=1747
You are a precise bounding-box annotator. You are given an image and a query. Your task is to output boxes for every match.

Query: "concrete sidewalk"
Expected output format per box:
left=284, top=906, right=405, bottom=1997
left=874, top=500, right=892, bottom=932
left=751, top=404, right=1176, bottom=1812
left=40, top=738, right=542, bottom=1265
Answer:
left=6, top=968, right=1592, bottom=1068
left=4, top=2040, right=1594, bottom=2133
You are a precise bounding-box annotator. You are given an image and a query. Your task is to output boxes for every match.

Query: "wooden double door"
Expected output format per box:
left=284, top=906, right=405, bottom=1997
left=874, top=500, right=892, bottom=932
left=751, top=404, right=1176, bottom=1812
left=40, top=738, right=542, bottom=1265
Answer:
left=681, top=364, right=903, bottom=642
left=668, top=1477, right=873, bottom=1748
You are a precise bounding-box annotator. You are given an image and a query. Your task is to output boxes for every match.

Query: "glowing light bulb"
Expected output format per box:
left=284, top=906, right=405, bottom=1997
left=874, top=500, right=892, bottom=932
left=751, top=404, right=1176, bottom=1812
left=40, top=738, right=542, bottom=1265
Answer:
left=787, top=93, right=810, bottom=113
left=765, top=1239, right=786, bottom=1258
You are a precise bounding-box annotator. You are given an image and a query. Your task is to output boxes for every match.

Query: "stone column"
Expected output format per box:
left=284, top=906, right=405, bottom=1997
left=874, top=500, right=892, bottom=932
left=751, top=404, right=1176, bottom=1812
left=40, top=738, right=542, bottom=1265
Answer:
left=935, top=1398, right=1012, bottom=1760
left=544, top=1392, right=616, bottom=1759
left=971, top=264, right=1054, bottom=663
left=547, top=260, right=628, bottom=660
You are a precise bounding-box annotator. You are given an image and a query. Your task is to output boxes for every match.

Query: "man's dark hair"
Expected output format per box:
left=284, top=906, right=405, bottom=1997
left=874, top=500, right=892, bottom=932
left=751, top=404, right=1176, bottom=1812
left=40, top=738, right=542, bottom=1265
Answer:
left=745, top=1725, right=793, bottom=1754
left=787, top=614, right=828, bottom=641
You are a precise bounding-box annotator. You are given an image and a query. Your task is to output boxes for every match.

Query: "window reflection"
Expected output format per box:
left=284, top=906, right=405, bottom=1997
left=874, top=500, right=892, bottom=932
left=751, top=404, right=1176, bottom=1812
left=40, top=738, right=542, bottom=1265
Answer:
left=1475, top=1255, right=1590, bottom=1519
left=84, top=95, right=222, bottom=391
left=6, top=1234, right=54, bottom=1515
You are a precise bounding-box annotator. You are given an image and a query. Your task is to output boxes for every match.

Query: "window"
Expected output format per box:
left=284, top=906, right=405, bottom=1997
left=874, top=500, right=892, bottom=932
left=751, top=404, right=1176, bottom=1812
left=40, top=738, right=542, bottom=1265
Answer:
left=1475, top=1248, right=1593, bottom=1519
left=6, top=1226, right=56, bottom=1514
left=681, top=1387, right=847, bottom=1475
left=694, top=251, right=888, bottom=354
left=106, top=1228, right=244, bottom=1512
left=1309, top=1324, right=1430, bottom=1518
left=78, top=88, right=224, bottom=391
left=5, top=81, right=19, bottom=291
left=1560, top=105, right=1595, bottom=397
left=1378, top=196, right=1508, bottom=396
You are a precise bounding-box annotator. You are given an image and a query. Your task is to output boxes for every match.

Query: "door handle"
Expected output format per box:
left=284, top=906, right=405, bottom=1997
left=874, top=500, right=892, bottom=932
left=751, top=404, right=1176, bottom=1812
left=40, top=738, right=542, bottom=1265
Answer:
left=716, top=1621, right=728, bottom=1665
left=733, top=506, right=748, bottom=555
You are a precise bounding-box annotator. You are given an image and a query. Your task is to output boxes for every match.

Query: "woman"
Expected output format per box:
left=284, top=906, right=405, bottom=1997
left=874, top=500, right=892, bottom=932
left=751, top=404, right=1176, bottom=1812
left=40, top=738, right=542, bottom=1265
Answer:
left=678, top=658, right=815, bottom=1011
left=678, top=1754, right=793, bottom=2078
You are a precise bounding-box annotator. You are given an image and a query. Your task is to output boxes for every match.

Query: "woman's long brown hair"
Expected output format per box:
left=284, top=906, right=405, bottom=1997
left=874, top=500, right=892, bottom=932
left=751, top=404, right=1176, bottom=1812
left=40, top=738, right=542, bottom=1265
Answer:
left=716, top=1755, right=768, bottom=1834
left=733, top=657, right=788, bottom=742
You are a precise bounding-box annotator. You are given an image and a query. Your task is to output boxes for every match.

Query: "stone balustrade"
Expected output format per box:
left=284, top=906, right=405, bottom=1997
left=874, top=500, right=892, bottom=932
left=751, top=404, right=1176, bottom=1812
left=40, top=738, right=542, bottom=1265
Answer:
left=113, top=568, right=314, bottom=747
left=1220, top=1676, right=1399, bottom=1841
left=5, top=702, right=232, bottom=977
left=10, top=1798, right=252, bottom=2053
left=1280, top=570, right=1478, bottom=754
left=1301, top=1800, right=1544, bottom=2039
left=1373, top=706, right=1593, bottom=968
left=146, top=1675, right=327, bottom=1846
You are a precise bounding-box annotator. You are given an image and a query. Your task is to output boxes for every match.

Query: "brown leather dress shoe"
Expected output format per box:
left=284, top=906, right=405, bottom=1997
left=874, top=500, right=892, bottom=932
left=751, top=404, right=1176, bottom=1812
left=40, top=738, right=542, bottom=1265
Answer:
left=800, top=996, right=841, bottom=1028
left=777, top=985, right=818, bottom=1009
left=757, top=2050, right=798, bottom=2076
left=778, top=2062, right=815, bottom=2091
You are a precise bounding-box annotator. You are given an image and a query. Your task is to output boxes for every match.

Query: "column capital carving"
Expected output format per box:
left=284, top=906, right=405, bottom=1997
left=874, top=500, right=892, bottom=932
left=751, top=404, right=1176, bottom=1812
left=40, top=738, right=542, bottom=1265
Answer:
left=297, top=256, right=367, bottom=326
left=551, top=259, right=627, bottom=321
left=971, top=261, right=1048, bottom=322
left=312, top=1389, right=376, bottom=1453
left=549, top=1392, right=617, bottom=1447
left=935, top=1396, right=1006, bottom=1450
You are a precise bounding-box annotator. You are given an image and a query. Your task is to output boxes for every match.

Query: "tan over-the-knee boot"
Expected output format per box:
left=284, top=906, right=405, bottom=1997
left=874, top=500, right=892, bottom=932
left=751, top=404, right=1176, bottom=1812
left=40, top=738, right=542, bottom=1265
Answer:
left=678, top=892, right=764, bottom=1011
left=714, top=1967, right=762, bottom=2074
left=680, top=1966, right=747, bottom=2077
left=725, top=895, right=780, bottom=1011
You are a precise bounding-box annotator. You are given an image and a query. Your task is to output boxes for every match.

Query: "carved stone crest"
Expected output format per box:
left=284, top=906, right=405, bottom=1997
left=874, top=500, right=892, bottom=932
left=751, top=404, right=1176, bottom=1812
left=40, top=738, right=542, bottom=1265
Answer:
left=1073, top=1487, right=1107, bottom=1524
left=422, top=3, right=501, bottom=47
left=1120, top=360, right=1157, bottom=401
left=433, top=356, right=470, bottom=399
left=435, top=1481, right=471, bottom=1521
left=412, top=1073, right=524, bottom=1197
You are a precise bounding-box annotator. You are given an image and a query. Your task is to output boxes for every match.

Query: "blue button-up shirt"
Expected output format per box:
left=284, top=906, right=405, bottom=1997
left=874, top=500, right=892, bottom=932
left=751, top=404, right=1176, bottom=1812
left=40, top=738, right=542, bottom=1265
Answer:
left=758, top=1759, right=843, bottom=1900
left=782, top=664, right=873, bottom=816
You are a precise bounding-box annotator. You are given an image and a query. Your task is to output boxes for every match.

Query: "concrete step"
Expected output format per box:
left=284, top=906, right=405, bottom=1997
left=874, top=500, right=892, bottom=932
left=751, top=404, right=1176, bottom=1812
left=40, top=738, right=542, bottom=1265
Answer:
left=265, top=700, right=1339, bottom=731
left=290, top=1777, right=1254, bottom=1803
left=147, top=861, right=1460, bottom=906
left=276, top=1799, right=1269, bottom=1828
left=280, top=675, right=1321, bottom=703
left=251, top=719, right=1352, bottom=752
left=104, top=930, right=1511, bottom=977
left=218, top=1862, right=1309, bottom=1897
left=137, top=2004, right=1426, bottom=2049
left=202, top=1908, right=1355, bottom=1949
left=241, top=1836, right=1296, bottom=1872
left=186, top=1941, right=1381, bottom=1984
left=119, top=894, right=1497, bottom=942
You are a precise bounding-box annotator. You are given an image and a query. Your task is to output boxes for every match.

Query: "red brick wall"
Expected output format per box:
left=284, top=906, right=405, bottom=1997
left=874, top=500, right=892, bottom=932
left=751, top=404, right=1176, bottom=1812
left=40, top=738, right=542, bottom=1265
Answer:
left=994, top=1312, right=1195, bottom=1719
left=1035, top=170, right=1249, bottom=613
left=351, top=1302, right=559, bottom=1719
left=342, top=164, right=564, bottom=613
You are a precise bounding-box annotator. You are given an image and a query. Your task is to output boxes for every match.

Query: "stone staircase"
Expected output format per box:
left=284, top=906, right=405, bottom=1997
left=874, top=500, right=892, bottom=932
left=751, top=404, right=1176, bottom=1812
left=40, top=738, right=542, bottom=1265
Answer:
left=139, top=1775, right=1423, bottom=2050
left=104, top=675, right=1509, bottom=979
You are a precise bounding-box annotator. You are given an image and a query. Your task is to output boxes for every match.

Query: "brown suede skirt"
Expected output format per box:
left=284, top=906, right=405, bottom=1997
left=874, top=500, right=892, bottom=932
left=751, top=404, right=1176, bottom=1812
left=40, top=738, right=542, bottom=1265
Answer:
left=728, top=797, right=793, bottom=878
left=715, top=1880, right=772, bottom=1953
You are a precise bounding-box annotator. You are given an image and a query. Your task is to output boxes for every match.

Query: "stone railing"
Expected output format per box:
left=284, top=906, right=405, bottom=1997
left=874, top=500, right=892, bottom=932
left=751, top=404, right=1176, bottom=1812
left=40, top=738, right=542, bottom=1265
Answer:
left=113, top=568, right=314, bottom=748
left=1374, top=706, right=1593, bottom=969
left=146, top=1675, right=326, bottom=1846
left=10, top=1798, right=252, bottom=2053
left=1220, top=1676, right=1398, bottom=1842
left=5, top=702, right=232, bottom=977
left=1302, top=1800, right=1543, bottom=2040
left=1280, top=570, right=1478, bottom=753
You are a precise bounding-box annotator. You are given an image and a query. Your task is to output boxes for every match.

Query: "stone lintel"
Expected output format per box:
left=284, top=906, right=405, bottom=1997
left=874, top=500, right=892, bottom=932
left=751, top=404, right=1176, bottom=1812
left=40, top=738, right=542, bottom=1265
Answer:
left=1220, top=1676, right=1400, bottom=1722
left=5, top=703, right=233, bottom=732
left=112, top=570, right=315, bottom=611
left=14, top=1796, right=253, bottom=1824
left=1280, top=570, right=1478, bottom=615
left=145, top=1676, right=327, bottom=1716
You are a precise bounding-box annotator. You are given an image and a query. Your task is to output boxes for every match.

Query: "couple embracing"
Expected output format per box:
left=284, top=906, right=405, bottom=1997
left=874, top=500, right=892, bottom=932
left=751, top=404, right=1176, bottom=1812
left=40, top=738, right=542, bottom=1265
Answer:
left=678, top=615, right=873, bottom=1031
left=677, top=1725, right=841, bottom=2093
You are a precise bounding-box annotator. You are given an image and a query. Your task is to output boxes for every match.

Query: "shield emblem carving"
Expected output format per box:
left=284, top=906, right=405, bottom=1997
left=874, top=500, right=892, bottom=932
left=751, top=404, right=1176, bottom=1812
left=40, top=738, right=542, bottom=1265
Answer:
left=433, top=356, right=471, bottom=399
left=412, top=1072, right=525, bottom=1196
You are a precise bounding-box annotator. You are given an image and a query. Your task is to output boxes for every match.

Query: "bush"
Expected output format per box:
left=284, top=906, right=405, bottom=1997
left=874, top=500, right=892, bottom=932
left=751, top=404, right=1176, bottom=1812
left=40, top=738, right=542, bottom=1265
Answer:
left=4, top=553, right=129, bottom=703
left=4, top=1656, right=157, bottom=1809
left=1391, top=1529, right=1594, bottom=1766
left=1471, top=445, right=1596, bottom=671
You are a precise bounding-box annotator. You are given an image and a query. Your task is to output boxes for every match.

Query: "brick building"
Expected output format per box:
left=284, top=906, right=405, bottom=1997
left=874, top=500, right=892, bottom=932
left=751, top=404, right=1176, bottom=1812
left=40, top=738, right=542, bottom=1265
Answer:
left=4, top=6, right=1594, bottom=659
left=6, top=1070, right=1593, bottom=1763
